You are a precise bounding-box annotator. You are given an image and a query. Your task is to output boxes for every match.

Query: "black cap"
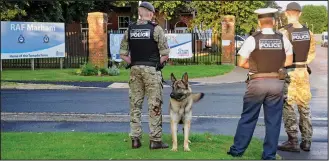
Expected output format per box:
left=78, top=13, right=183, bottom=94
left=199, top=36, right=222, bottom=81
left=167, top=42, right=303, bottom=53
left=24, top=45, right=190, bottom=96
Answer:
left=286, top=2, right=302, bottom=12
left=139, top=1, right=155, bottom=13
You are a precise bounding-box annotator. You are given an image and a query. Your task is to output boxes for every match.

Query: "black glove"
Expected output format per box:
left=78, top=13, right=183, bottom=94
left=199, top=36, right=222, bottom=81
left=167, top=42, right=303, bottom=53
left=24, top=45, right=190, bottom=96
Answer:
left=156, top=61, right=166, bottom=71
left=125, top=64, right=132, bottom=69
left=307, top=65, right=312, bottom=75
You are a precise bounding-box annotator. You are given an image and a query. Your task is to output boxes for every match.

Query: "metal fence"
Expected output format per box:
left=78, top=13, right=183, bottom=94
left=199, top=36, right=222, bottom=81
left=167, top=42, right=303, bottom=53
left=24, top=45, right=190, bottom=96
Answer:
left=108, top=29, right=222, bottom=65
left=2, top=24, right=89, bottom=69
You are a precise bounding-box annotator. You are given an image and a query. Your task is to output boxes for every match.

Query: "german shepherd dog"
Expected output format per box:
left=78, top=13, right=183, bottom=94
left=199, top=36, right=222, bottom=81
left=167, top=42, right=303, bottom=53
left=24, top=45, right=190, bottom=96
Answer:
left=169, top=72, right=205, bottom=152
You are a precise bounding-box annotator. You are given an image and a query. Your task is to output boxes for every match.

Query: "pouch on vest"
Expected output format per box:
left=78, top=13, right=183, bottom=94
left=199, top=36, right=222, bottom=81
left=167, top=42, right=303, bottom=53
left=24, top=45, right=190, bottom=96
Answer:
left=278, top=68, right=287, bottom=80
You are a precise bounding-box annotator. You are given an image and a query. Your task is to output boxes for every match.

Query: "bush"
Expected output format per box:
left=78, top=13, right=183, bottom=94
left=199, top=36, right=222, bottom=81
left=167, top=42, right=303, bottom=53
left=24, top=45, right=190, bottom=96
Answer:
left=99, top=68, right=109, bottom=75
left=77, top=63, right=98, bottom=76
left=108, top=63, right=120, bottom=76
left=76, top=63, right=117, bottom=76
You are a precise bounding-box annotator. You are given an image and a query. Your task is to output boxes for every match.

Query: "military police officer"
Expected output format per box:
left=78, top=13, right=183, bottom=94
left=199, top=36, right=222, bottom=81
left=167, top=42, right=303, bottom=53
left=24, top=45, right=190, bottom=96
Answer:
left=119, top=1, right=170, bottom=149
left=277, top=2, right=316, bottom=152
left=227, top=8, right=293, bottom=160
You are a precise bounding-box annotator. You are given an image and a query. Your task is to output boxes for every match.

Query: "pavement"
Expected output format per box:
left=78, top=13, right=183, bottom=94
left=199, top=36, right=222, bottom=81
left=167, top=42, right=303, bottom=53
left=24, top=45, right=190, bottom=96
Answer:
left=1, top=45, right=328, bottom=160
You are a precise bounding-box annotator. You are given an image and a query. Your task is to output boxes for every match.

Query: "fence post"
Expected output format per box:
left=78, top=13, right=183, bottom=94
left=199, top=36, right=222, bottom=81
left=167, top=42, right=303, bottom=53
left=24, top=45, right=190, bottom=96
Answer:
left=31, top=58, right=35, bottom=70
left=60, top=58, right=63, bottom=69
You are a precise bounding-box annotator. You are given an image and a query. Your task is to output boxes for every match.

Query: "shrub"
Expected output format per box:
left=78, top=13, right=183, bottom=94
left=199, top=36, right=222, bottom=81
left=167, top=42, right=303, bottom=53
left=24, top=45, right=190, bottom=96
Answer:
left=108, top=63, right=120, bottom=76
left=78, top=63, right=98, bottom=76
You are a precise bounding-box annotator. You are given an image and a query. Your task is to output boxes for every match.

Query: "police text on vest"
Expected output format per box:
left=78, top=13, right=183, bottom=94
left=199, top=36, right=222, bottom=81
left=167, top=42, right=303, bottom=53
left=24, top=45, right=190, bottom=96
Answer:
left=130, top=29, right=151, bottom=39
left=259, top=39, right=282, bottom=50
left=291, top=31, right=310, bottom=41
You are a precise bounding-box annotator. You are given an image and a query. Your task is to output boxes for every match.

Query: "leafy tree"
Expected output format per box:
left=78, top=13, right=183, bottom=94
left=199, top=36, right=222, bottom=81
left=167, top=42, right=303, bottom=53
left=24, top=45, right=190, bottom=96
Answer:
left=300, top=5, right=328, bottom=33
left=112, top=1, right=188, bottom=22
left=0, top=1, right=28, bottom=21
left=189, top=1, right=268, bottom=34
left=0, top=0, right=118, bottom=23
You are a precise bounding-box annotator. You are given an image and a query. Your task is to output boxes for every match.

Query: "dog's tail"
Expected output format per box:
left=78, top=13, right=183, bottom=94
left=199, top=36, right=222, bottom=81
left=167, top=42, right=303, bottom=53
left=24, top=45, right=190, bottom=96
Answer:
left=192, top=93, right=205, bottom=103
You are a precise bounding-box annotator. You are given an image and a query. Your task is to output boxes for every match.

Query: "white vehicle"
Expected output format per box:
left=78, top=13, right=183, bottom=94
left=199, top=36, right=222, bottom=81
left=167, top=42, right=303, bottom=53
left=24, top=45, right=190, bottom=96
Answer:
left=321, top=32, right=328, bottom=47
left=235, top=35, right=245, bottom=49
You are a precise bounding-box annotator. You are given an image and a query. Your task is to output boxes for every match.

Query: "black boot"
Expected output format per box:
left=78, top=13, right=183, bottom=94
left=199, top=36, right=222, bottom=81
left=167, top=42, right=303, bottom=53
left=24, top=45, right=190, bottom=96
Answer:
left=132, top=138, right=141, bottom=149
left=149, top=140, right=169, bottom=149
left=300, top=140, right=311, bottom=151
left=277, top=134, right=300, bottom=152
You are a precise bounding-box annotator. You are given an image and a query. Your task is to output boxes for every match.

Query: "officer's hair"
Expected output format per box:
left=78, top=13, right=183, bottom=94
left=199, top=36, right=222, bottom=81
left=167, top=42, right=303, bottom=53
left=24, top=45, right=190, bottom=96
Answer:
left=259, top=17, right=274, bottom=26
left=138, top=7, right=153, bottom=18
left=286, top=10, right=301, bottom=17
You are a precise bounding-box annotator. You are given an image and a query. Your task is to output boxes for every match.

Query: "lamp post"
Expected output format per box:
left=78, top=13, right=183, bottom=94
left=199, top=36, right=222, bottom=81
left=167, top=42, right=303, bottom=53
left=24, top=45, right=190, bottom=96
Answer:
left=138, top=1, right=141, bottom=19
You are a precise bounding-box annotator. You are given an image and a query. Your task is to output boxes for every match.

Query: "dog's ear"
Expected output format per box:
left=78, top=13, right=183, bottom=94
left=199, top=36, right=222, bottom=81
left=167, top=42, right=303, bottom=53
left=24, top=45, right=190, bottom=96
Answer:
left=171, top=73, right=177, bottom=83
left=182, top=72, right=188, bottom=83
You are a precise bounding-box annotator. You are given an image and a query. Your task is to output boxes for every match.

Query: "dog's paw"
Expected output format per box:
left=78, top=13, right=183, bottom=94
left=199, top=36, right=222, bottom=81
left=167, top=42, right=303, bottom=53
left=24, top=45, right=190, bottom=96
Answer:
left=171, top=147, right=178, bottom=152
left=184, top=147, right=191, bottom=152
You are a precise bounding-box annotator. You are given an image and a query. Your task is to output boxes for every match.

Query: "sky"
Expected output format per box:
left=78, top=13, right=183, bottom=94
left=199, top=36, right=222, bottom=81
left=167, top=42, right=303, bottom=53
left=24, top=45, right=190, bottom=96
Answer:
left=275, top=1, right=328, bottom=10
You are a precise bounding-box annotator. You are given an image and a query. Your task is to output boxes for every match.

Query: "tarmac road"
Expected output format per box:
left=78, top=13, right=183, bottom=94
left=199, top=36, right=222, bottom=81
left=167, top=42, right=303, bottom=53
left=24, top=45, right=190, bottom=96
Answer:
left=1, top=82, right=328, bottom=160
left=1, top=45, right=328, bottom=160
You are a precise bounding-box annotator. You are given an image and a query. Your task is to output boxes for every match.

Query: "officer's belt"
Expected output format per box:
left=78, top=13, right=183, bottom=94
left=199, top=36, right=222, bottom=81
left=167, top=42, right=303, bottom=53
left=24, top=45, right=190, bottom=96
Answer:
left=131, top=61, right=157, bottom=67
left=285, top=64, right=307, bottom=69
left=250, top=73, right=279, bottom=80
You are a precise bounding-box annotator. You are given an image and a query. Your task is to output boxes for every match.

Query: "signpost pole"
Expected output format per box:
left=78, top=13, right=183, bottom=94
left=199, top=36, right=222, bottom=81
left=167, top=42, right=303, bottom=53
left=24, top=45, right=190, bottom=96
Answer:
left=31, top=58, right=35, bottom=71
left=60, top=58, right=63, bottom=70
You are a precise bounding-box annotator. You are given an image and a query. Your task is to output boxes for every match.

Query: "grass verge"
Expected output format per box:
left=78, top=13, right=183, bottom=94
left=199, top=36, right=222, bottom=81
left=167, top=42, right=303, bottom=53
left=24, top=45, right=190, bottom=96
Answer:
left=1, top=132, right=273, bottom=160
left=1, top=65, right=234, bottom=82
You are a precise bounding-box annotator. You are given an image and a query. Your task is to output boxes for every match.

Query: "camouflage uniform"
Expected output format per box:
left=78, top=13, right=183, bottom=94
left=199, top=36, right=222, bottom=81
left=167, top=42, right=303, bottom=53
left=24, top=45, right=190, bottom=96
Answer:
left=279, top=26, right=316, bottom=146
left=119, top=19, right=170, bottom=141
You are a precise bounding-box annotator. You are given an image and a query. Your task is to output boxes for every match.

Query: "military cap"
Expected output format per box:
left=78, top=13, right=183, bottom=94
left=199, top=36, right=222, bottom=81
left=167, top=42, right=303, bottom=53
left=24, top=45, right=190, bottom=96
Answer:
left=286, top=2, right=302, bottom=12
left=139, top=1, right=155, bottom=13
left=254, top=8, right=278, bottom=19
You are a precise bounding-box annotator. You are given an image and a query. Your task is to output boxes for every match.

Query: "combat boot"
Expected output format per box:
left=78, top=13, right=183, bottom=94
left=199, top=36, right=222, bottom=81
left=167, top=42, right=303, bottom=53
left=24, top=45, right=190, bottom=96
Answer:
left=132, top=137, right=141, bottom=149
left=149, top=140, right=169, bottom=149
left=277, top=134, right=300, bottom=152
left=300, top=140, right=311, bottom=151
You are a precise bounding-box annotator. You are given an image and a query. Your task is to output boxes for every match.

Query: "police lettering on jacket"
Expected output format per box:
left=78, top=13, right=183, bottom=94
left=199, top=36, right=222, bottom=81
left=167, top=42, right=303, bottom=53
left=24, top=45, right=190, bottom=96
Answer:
left=129, top=29, right=151, bottom=39
left=259, top=39, right=282, bottom=50
left=291, top=31, right=310, bottom=42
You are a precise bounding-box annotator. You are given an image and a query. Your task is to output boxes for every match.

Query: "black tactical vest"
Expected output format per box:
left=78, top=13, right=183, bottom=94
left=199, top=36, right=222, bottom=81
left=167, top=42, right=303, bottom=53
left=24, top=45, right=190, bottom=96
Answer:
left=283, top=24, right=310, bottom=62
left=249, top=31, right=286, bottom=73
left=128, top=21, right=160, bottom=66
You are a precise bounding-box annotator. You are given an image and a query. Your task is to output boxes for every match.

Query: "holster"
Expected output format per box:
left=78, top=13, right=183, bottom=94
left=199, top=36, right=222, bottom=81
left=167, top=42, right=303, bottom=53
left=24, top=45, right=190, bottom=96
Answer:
left=307, top=65, right=312, bottom=75
left=245, top=74, right=250, bottom=83
left=278, top=68, right=287, bottom=80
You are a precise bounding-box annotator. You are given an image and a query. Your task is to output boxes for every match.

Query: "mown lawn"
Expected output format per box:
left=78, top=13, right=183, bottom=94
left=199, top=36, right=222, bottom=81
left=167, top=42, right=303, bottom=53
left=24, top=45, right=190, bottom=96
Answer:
left=1, top=65, right=234, bottom=82
left=1, top=132, right=277, bottom=160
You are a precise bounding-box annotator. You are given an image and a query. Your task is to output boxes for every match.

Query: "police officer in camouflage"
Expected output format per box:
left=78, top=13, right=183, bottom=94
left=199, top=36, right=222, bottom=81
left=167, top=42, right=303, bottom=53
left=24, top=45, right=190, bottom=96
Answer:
left=119, top=1, right=170, bottom=150
left=277, top=2, right=316, bottom=152
left=227, top=8, right=293, bottom=160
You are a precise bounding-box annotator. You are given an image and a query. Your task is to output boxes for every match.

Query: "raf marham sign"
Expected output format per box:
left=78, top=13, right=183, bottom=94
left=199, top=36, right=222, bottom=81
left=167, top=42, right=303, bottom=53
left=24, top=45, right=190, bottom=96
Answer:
left=1, top=21, right=65, bottom=60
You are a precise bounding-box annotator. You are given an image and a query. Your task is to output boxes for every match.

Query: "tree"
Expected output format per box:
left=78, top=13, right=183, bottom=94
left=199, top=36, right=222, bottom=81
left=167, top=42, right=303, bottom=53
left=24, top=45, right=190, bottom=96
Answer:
left=189, top=1, right=268, bottom=34
left=300, top=5, right=328, bottom=34
left=0, top=0, right=118, bottom=23
left=0, top=1, right=28, bottom=21
left=112, top=1, right=187, bottom=22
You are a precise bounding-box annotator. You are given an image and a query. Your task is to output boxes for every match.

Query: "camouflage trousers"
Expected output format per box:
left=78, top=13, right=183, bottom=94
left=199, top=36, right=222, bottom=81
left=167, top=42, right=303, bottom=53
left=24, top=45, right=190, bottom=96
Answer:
left=128, top=65, right=163, bottom=141
left=283, top=68, right=313, bottom=142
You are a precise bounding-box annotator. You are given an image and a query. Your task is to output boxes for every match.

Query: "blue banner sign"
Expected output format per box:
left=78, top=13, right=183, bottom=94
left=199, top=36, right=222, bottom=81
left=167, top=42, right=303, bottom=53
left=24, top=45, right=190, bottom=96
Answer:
left=108, top=33, right=192, bottom=62
left=1, top=21, right=65, bottom=59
